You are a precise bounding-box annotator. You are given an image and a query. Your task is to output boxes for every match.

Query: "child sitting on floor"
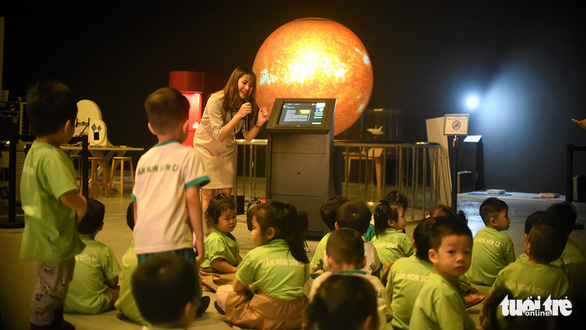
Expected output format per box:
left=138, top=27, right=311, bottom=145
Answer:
left=386, top=218, right=436, bottom=330
left=546, top=203, right=586, bottom=304
left=309, top=228, right=392, bottom=329
left=364, top=190, right=409, bottom=241
left=65, top=199, right=121, bottom=314
left=305, top=275, right=379, bottom=330
left=114, top=202, right=147, bottom=325
left=466, top=197, right=515, bottom=285
left=215, top=201, right=310, bottom=329
left=371, top=200, right=414, bottom=283
left=480, top=221, right=569, bottom=328
left=310, top=196, right=349, bottom=274
left=200, top=193, right=242, bottom=291
left=333, top=200, right=382, bottom=276
left=410, top=219, right=476, bottom=329
left=132, top=254, right=198, bottom=329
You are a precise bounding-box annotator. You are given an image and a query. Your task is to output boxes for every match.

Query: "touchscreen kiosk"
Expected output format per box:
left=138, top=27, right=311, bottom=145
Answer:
left=266, top=98, right=336, bottom=239
left=266, top=98, right=335, bottom=133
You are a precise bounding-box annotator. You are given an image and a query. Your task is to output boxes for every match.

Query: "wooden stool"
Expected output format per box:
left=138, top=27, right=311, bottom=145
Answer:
left=89, top=157, right=110, bottom=198
left=109, top=156, right=135, bottom=196
left=70, top=154, right=83, bottom=193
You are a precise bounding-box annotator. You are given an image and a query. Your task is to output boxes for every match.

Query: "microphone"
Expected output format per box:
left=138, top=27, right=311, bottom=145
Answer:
left=244, top=96, right=250, bottom=130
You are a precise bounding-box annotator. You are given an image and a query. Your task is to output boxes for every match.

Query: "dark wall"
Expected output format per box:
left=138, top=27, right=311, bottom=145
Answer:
left=1, top=1, right=584, bottom=193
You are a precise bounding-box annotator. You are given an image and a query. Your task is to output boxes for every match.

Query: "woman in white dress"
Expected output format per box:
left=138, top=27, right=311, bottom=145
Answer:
left=194, top=67, right=270, bottom=215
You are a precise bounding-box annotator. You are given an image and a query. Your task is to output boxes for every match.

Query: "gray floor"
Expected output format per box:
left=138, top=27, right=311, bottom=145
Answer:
left=1, top=185, right=585, bottom=330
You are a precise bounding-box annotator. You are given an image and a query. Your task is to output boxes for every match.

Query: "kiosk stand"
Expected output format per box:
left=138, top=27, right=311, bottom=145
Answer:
left=266, top=98, right=336, bottom=239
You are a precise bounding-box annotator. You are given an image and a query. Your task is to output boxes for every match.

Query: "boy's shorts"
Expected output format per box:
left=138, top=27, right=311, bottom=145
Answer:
left=30, top=258, right=75, bottom=326
left=137, top=248, right=201, bottom=307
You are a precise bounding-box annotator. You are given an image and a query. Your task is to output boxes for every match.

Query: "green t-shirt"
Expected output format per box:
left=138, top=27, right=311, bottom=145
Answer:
left=363, top=223, right=375, bottom=242
left=490, top=260, right=569, bottom=299
left=201, top=227, right=240, bottom=269
left=387, top=255, right=434, bottom=330
left=371, top=228, right=414, bottom=264
left=466, top=226, right=515, bottom=286
left=410, top=273, right=476, bottom=330
left=236, top=239, right=309, bottom=300
left=310, top=232, right=331, bottom=272
left=65, top=237, right=121, bottom=314
left=555, top=238, right=586, bottom=302
left=20, top=141, right=85, bottom=262
left=114, top=240, right=147, bottom=325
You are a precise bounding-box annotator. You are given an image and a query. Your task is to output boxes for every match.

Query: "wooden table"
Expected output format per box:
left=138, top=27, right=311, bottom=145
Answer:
left=60, top=145, right=144, bottom=161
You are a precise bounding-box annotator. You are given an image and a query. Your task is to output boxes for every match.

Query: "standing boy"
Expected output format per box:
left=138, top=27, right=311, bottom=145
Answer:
left=410, top=219, right=476, bottom=329
left=20, top=80, right=88, bottom=329
left=132, top=87, right=210, bottom=314
left=467, top=197, right=515, bottom=285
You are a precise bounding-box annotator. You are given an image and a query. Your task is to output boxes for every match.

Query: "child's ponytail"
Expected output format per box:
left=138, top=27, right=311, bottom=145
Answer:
left=255, top=201, right=309, bottom=264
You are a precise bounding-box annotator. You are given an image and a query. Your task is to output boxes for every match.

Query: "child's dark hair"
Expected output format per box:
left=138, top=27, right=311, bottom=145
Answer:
left=246, top=198, right=265, bottom=231
left=305, top=275, right=378, bottom=330
left=77, top=199, right=105, bottom=235
left=373, top=200, right=402, bottom=237
left=254, top=200, right=309, bottom=263
left=126, top=201, right=135, bottom=231
left=132, top=254, right=196, bottom=325
left=383, top=190, right=408, bottom=210
left=479, top=197, right=509, bottom=225
left=336, top=200, right=372, bottom=235
left=204, top=193, right=235, bottom=229
left=144, top=87, right=189, bottom=134
left=25, top=80, right=77, bottom=137
left=326, top=228, right=365, bottom=269
left=413, top=218, right=437, bottom=262
left=320, top=196, right=349, bottom=230
left=527, top=222, right=568, bottom=264
left=428, top=204, right=468, bottom=224
left=430, top=218, right=473, bottom=251
left=546, top=203, right=577, bottom=236
left=524, top=211, right=559, bottom=235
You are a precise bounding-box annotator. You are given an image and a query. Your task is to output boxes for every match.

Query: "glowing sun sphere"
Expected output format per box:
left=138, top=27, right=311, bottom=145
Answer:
left=253, top=17, right=373, bottom=135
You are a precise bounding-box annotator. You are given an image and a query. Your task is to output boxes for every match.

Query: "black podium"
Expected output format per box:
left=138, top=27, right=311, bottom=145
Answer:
left=266, top=98, right=336, bottom=239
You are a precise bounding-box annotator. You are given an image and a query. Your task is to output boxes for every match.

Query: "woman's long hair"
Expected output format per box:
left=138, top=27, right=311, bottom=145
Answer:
left=222, top=66, right=259, bottom=129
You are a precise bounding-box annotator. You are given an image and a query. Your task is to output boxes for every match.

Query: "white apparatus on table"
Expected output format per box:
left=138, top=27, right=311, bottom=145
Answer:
left=75, top=99, right=111, bottom=146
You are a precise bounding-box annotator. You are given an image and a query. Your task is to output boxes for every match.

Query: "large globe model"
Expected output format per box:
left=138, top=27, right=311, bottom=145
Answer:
left=253, top=18, right=373, bottom=135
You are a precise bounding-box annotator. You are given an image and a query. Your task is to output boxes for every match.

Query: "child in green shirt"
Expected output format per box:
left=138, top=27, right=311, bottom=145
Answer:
left=200, top=193, right=242, bottom=291
left=20, top=80, right=88, bottom=329
left=65, top=199, right=121, bottom=314
left=310, top=196, right=348, bottom=274
left=410, top=219, right=476, bottom=329
left=114, top=201, right=147, bottom=325
left=371, top=200, right=413, bottom=283
left=467, top=197, right=515, bottom=285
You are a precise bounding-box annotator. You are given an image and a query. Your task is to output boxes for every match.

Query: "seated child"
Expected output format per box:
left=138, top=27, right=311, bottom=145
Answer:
left=200, top=193, right=242, bottom=291
left=332, top=200, right=382, bottom=276
left=515, top=211, right=557, bottom=263
left=364, top=190, right=409, bottom=242
left=215, top=201, right=310, bottom=329
left=386, top=218, right=436, bottom=330
left=371, top=200, right=414, bottom=283
left=309, top=228, right=393, bottom=328
left=65, top=199, right=121, bottom=314
left=114, top=202, right=147, bottom=325
left=428, top=204, right=468, bottom=224
left=410, top=219, right=476, bottom=330
left=305, top=275, right=379, bottom=330
left=480, top=221, right=569, bottom=328
left=466, top=197, right=515, bottom=285
left=132, top=254, right=197, bottom=329
left=547, top=203, right=586, bottom=304
left=310, top=196, right=348, bottom=274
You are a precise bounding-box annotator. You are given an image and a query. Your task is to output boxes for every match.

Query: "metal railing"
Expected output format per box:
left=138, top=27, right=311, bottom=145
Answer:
left=233, top=139, right=441, bottom=220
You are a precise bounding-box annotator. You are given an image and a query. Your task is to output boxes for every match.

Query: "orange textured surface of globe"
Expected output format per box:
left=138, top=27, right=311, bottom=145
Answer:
left=253, top=17, right=373, bottom=135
